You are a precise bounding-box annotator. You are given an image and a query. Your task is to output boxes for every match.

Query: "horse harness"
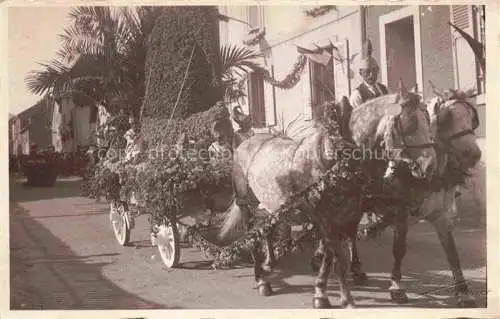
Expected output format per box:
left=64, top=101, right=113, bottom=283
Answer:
left=429, top=98, right=479, bottom=191
left=435, top=99, right=479, bottom=146
left=393, top=111, right=436, bottom=166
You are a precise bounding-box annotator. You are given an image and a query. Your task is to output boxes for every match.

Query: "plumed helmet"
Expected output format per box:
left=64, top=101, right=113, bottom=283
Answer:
left=359, top=39, right=379, bottom=70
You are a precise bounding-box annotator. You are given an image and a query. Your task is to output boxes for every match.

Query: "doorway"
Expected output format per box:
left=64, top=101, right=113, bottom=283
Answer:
left=379, top=7, right=423, bottom=93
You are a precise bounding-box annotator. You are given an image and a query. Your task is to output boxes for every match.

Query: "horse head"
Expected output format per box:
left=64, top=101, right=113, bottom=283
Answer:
left=426, top=84, right=481, bottom=171
left=376, top=80, right=437, bottom=183
left=312, top=100, right=350, bottom=166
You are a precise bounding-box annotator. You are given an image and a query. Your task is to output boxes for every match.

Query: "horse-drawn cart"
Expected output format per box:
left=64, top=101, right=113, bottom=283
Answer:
left=97, top=102, right=241, bottom=269
left=107, top=171, right=234, bottom=268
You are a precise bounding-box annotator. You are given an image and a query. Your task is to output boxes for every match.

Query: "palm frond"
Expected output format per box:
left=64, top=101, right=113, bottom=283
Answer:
left=25, top=59, right=72, bottom=95
left=219, top=45, right=264, bottom=81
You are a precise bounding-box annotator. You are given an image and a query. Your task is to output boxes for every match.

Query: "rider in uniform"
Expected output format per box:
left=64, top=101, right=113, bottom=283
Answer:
left=349, top=39, right=389, bottom=109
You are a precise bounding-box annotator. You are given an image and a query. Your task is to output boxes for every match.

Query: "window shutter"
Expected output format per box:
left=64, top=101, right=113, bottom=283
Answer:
left=451, top=5, right=471, bottom=31
left=248, top=72, right=266, bottom=128
left=450, top=6, right=477, bottom=91
left=263, top=66, right=276, bottom=126
left=332, top=39, right=352, bottom=99
left=308, top=54, right=334, bottom=120
left=302, top=62, right=312, bottom=119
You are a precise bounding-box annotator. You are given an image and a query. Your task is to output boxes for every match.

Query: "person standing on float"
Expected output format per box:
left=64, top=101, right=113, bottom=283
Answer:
left=349, top=39, right=389, bottom=108
left=349, top=39, right=389, bottom=226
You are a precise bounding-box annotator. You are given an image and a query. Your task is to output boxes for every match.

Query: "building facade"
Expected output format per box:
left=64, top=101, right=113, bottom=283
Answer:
left=219, top=5, right=364, bottom=132
left=10, top=97, right=53, bottom=156
left=10, top=95, right=97, bottom=156
left=219, top=4, right=486, bottom=218
left=365, top=5, right=485, bottom=138
left=218, top=5, right=486, bottom=138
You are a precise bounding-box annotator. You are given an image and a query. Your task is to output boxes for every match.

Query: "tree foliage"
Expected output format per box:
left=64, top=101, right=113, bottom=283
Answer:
left=25, top=6, right=163, bottom=116
left=142, top=6, right=223, bottom=119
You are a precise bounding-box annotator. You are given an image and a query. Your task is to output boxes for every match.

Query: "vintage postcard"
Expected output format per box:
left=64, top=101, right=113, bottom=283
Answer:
left=1, top=1, right=498, bottom=318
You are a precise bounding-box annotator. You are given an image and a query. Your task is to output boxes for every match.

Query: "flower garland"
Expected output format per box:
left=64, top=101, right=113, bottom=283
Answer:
left=262, top=55, right=307, bottom=89
left=186, top=147, right=431, bottom=268
left=187, top=138, right=368, bottom=269
left=235, top=54, right=307, bottom=91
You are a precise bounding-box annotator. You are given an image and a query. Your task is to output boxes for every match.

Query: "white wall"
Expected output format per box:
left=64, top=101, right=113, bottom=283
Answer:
left=219, top=5, right=363, bottom=131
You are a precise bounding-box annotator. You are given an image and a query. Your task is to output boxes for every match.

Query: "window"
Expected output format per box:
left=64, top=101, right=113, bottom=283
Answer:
left=248, top=72, right=266, bottom=128
left=450, top=5, right=485, bottom=94
left=309, top=55, right=335, bottom=120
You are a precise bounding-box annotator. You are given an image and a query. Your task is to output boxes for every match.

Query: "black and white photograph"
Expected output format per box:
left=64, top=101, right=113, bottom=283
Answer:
left=4, top=2, right=496, bottom=315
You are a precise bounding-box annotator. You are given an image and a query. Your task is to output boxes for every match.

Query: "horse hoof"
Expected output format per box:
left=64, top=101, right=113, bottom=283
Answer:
left=341, top=300, right=356, bottom=309
left=258, top=282, right=273, bottom=296
left=352, top=272, right=368, bottom=285
left=457, top=296, right=477, bottom=308
left=313, top=297, right=331, bottom=309
left=389, top=289, right=408, bottom=304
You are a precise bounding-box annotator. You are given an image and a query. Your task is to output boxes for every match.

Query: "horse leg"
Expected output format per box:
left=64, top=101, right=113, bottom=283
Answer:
left=389, top=212, right=409, bottom=303
left=311, top=238, right=325, bottom=273
left=312, top=239, right=334, bottom=308
left=347, top=218, right=368, bottom=285
left=251, top=239, right=273, bottom=296
left=332, top=238, right=356, bottom=308
left=430, top=217, right=477, bottom=307
left=262, top=225, right=276, bottom=272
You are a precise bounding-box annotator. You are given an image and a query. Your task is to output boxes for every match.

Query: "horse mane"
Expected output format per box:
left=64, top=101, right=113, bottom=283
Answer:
left=349, top=94, right=403, bottom=149
left=283, top=100, right=344, bottom=141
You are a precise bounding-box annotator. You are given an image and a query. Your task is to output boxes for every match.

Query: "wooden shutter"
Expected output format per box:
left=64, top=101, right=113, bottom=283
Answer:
left=450, top=6, right=477, bottom=91
left=451, top=6, right=471, bottom=31
left=473, top=5, right=486, bottom=94
left=248, top=72, right=266, bottom=128
left=332, top=38, right=352, bottom=99
left=309, top=57, right=334, bottom=120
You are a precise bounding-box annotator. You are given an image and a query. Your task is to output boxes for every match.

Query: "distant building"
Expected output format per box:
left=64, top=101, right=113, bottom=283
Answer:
left=10, top=97, right=53, bottom=156
left=50, top=54, right=100, bottom=153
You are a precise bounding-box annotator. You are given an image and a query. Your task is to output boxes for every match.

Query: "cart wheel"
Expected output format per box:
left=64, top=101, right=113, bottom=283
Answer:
left=157, top=222, right=180, bottom=268
left=109, top=202, right=131, bottom=246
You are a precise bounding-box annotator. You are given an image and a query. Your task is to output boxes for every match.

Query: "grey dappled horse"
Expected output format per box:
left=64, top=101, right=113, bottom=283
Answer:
left=217, top=84, right=438, bottom=308
left=346, top=91, right=482, bottom=307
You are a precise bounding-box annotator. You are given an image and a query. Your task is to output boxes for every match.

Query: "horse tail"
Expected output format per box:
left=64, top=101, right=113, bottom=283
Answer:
left=217, top=198, right=250, bottom=245
left=217, top=158, right=254, bottom=245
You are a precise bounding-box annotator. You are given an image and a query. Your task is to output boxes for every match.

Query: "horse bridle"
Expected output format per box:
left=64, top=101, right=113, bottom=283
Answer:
left=432, top=99, right=479, bottom=185
left=393, top=112, right=436, bottom=157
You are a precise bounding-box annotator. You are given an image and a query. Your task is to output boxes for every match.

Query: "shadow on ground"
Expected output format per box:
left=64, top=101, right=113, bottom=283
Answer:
left=10, top=202, right=182, bottom=310
left=259, top=219, right=487, bottom=308
left=10, top=177, right=86, bottom=203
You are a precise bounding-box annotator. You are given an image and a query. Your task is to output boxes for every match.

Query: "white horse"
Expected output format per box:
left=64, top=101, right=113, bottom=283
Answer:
left=347, top=89, right=482, bottom=307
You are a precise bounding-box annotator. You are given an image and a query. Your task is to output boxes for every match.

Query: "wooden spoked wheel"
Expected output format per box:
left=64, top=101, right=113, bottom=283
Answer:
left=109, top=201, right=131, bottom=246
left=156, top=221, right=181, bottom=268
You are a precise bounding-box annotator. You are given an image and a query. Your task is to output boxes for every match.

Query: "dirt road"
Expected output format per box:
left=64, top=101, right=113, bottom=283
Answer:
left=9, top=177, right=487, bottom=309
